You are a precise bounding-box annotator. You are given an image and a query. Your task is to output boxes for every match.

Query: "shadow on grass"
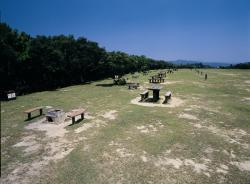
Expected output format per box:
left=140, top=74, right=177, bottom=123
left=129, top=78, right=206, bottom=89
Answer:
left=142, top=97, right=160, bottom=103
left=95, top=83, right=115, bottom=87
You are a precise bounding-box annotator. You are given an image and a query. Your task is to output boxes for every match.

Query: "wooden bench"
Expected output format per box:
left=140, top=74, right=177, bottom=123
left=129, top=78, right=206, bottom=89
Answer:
left=67, top=109, right=86, bottom=124
left=164, top=91, right=172, bottom=103
left=149, top=78, right=160, bottom=83
left=140, top=90, right=149, bottom=101
left=24, top=106, right=44, bottom=120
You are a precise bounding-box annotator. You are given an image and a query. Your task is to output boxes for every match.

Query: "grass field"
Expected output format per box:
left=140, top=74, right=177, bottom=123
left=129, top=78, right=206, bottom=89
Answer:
left=1, top=69, right=250, bottom=184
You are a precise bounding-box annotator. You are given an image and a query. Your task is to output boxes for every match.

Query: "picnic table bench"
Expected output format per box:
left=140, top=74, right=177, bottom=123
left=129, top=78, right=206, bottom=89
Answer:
left=67, top=109, right=86, bottom=124
left=149, top=78, right=164, bottom=83
left=140, top=90, right=149, bottom=101
left=164, top=91, right=172, bottom=103
left=149, top=78, right=160, bottom=83
left=160, top=78, right=165, bottom=83
left=24, top=106, right=44, bottom=120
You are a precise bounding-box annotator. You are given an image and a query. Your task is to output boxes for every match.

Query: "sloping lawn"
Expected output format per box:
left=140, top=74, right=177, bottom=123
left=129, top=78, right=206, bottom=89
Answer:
left=1, top=69, right=250, bottom=184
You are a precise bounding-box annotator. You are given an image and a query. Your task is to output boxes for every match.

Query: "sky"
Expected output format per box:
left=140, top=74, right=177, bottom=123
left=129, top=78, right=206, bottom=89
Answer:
left=1, top=0, right=250, bottom=63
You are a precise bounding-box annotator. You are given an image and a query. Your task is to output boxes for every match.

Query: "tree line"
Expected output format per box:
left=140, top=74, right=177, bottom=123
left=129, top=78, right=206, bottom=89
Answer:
left=0, top=23, right=173, bottom=94
left=220, top=62, right=250, bottom=69
left=176, top=63, right=212, bottom=69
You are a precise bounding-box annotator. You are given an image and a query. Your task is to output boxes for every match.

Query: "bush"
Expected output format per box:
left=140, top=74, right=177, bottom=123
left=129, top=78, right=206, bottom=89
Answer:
left=117, top=78, right=126, bottom=85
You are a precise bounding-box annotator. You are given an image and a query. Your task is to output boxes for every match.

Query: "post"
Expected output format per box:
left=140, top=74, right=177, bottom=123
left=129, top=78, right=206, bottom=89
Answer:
left=28, top=113, right=31, bottom=119
left=140, top=94, right=143, bottom=101
left=72, top=117, right=75, bottom=124
left=81, top=113, right=84, bottom=120
left=153, top=90, right=160, bottom=101
left=39, top=109, right=43, bottom=116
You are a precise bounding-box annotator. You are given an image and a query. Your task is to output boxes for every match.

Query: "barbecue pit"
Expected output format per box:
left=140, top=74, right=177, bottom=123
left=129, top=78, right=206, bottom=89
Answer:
left=46, top=109, right=65, bottom=123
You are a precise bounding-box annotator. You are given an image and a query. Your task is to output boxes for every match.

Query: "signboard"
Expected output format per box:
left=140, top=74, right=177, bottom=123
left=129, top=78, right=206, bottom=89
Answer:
left=7, top=93, right=16, bottom=99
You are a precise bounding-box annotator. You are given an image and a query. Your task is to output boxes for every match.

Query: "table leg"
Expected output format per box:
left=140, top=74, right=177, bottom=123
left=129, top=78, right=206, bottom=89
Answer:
left=28, top=113, right=31, bottom=119
left=153, top=90, right=160, bottom=101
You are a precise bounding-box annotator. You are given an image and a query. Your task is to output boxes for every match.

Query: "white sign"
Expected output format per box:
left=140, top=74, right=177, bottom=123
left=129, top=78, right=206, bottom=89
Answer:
left=7, top=93, right=16, bottom=99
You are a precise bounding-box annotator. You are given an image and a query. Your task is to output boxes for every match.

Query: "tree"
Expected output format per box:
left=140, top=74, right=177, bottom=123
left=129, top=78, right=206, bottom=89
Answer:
left=0, top=23, right=173, bottom=94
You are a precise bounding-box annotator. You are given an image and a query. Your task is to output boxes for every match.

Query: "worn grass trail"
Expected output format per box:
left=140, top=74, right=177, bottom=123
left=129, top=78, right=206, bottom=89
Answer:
left=1, top=69, right=250, bottom=184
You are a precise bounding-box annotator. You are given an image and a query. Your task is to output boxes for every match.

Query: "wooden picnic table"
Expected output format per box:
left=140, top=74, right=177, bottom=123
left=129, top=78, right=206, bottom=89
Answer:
left=128, top=83, right=139, bottom=89
left=158, top=72, right=166, bottom=78
left=149, top=75, right=165, bottom=83
left=148, top=85, right=162, bottom=101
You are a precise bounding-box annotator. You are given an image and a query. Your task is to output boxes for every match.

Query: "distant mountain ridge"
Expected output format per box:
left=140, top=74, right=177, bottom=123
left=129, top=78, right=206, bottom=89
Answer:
left=170, top=60, right=232, bottom=68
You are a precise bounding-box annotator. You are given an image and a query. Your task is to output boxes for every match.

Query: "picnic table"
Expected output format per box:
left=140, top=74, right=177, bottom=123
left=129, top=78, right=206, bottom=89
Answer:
left=149, top=75, right=165, bottom=83
left=149, top=78, right=160, bottom=83
left=128, top=83, right=139, bottom=89
left=158, top=72, right=166, bottom=78
left=148, top=85, right=162, bottom=101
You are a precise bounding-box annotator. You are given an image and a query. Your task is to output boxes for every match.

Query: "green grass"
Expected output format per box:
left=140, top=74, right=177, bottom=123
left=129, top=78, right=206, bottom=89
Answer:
left=1, top=69, right=250, bottom=184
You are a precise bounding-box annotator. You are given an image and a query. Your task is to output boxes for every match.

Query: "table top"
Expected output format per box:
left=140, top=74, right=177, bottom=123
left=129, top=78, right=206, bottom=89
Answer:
left=148, top=85, right=162, bottom=90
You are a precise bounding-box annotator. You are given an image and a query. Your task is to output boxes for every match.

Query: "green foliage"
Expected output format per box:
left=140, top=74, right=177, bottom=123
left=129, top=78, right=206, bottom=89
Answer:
left=221, top=62, right=250, bottom=69
left=177, top=62, right=212, bottom=69
left=0, top=23, right=173, bottom=94
left=117, top=78, right=126, bottom=85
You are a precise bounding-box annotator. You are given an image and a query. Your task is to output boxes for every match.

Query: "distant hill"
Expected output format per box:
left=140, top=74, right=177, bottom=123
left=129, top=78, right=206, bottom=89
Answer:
left=203, top=62, right=231, bottom=68
left=171, top=60, right=232, bottom=68
left=171, top=60, right=200, bottom=65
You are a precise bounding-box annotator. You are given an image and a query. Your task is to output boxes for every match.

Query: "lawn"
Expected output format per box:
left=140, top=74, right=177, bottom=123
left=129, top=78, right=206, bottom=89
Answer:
left=1, top=69, right=250, bottom=184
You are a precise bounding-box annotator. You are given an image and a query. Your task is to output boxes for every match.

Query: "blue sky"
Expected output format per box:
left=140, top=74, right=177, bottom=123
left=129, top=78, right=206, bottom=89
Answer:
left=1, top=0, right=250, bottom=63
